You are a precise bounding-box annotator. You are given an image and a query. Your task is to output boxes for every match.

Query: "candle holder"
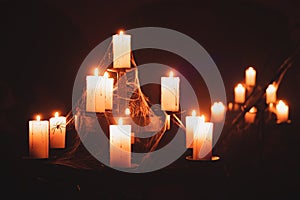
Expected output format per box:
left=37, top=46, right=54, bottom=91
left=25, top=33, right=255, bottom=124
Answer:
left=185, top=155, right=220, bottom=162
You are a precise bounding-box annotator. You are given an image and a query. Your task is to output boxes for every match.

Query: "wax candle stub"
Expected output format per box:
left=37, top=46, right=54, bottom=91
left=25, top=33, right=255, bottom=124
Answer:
left=234, top=83, right=246, bottom=104
left=276, top=100, right=289, bottom=123
left=211, top=102, right=226, bottom=123
left=161, top=71, right=180, bottom=111
left=245, top=67, right=256, bottom=86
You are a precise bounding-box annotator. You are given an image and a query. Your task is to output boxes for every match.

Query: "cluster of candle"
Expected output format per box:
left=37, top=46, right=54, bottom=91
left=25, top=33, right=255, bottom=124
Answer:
left=28, top=112, right=66, bottom=159
left=233, top=66, right=290, bottom=124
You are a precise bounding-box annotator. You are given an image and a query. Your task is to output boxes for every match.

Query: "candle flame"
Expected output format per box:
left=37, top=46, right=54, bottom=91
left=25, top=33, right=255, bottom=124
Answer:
left=118, top=118, right=123, bottom=125
left=36, top=115, right=41, bottom=121
left=55, top=112, right=59, bottom=117
left=125, top=108, right=130, bottom=116
left=191, top=110, right=196, bottom=116
left=104, top=72, right=109, bottom=78
left=236, top=83, right=245, bottom=91
left=249, top=106, right=257, bottom=113
left=200, top=114, right=205, bottom=122
left=247, top=66, right=255, bottom=73
left=169, top=71, right=173, bottom=77
left=266, top=83, right=276, bottom=92
left=94, top=68, right=99, bottom=76
left=119, top=30, right=124, bottom=35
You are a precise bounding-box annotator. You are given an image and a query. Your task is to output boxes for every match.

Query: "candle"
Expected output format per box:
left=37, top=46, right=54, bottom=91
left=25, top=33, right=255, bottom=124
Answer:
left=276, top=100, right=289, bottom=123
left=244, top=106, right=257, bottom=123
left=49, top=112, right=66, bottom=149
left=103, top=72, right=114, bottom=110
left=234, top=83, right=246, bottom=104
left=266, top=83, right=277, bottom=104
left=86, top=68, right=105, bottom=112
left=185, top=110, right=202, bottom=148
left=193, top=116, right=213, bottom=160
left=211, top=102, right=226, bottom=123
left=166, top=114, right=171, bottom=130
left=28, top=115, right=49, bottom=159
left=110, top=118, right=131, bottom=168
left=161, top=71, right=180, bottom=111
left=124, top=108, right=134, bottom=144
left=245, top=66, right=256, bottom=86
left=112, top=30, right=131, bottom=68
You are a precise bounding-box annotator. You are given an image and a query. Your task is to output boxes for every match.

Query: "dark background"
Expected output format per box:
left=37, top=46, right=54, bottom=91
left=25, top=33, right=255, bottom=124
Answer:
left=1, top=0, right=300, bottom=199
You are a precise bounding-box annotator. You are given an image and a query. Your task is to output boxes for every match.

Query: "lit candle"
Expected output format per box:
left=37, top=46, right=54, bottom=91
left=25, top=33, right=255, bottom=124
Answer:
left=234, top=83, right=246, bottom=104
left=211, top=101, right=226, bottom=123
left=276, top=100, right=289, bottom=123
left=49, top=112, right=66, bottom=149
left=161, top=71, right=180, bottom=111
left=112, top=30, right=131, bottom=68
left=245, top=66, right=256, bottom=86
left=86, top=68, right=105, bottom=112
left=28, top=115, right=49, bottom=159
left=244, top=106, right=257, bottom=123
left=103, top=72, right=114, bottom=110
left=185, top=110, right=201, bottom=148
left=110, top=118, right=131, bottom=168
left=193, top=116, right=213, bottom=160
left=266, top=83, right=277, bottom=104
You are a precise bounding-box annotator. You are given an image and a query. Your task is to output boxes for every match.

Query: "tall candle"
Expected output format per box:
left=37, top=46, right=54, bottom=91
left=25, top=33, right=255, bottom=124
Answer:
left=266, top=83, right=277, bottom=104
left=276, top=100, right=289, bottom=123
left=112, top=30, right=131, bottom=68
left=161, top=71, right=180, bottom=111
left=185, top=110, right=201, bottom=148
left=29, top=115, right=49, bottom=159
left=86, top=68, right=105, bottom=112
left=193, top=116, right=213, bottom=160
left=234, top=83, right=246, bottom=104
left=244, top=106, right=257, bottom=123
left=110, top=118, right=131, bottom=168
left=103, top=72, right=114, bottom=110
left=211, top=101, right=226, bottom=123
left=245, top=66, right=256, bottom=86
left=49, top=112, right=66, bottom=149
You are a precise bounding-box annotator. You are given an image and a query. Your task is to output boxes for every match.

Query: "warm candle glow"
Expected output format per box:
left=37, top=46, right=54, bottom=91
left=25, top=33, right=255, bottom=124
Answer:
left=94, top=68, right=99, bottom=76
left=276, top=100, right=289, bottom=123
left=36, top=115, right=40, bottom=121
left=191, top=110, right=196, bottom=117
left=125, top=108, right=130, bottom=116
left=104, top=72, right=109, bottom=78
left=118, top=118, right=123, bottom=125
left=54, top=112, right=59, bottom=118
left=245, top=106, right=257, bottom=123
left=119, top=30, right=124, bottom=35
left=266, top=83, right=277, bottom=104
left=161, top=71, right=180, bottom=111
left=169, top=71, right=174, bottom=77
left=234, top=83, right=246, bottom=103
left=211, top=102, right=226, bottom=122
left=245, top=66, right=256, bottom=86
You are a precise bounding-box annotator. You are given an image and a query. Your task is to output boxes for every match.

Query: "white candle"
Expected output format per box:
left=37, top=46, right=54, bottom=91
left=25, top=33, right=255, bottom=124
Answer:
left=185, top=110, right=202, bottom=148
left=245, top=66, right=256, bottom=86
left=276, top=100, right=289, bottom=123
left=193, top=116, right=213, bottom=160
left=112, top=30, right=131, bottom=68
left=244, top=106, right=257, bottom=123
left=110, top=118, right=131, bottom=168
left=234, top=83, right=246, bottom=104
left=86, top=68, right=105, bottom=112
left=29, top=115, right=49, bottom=159
left=161, top=71, right=180, bottom=111
left=49, top=112, right=66, bottom=149
left=124, top=108, right=134, bottom=144
left=211, top=102, right=226, bottom=123
left=266, top=83, right=277, bottom=104
left=103, top=72, right=114, bottom=110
